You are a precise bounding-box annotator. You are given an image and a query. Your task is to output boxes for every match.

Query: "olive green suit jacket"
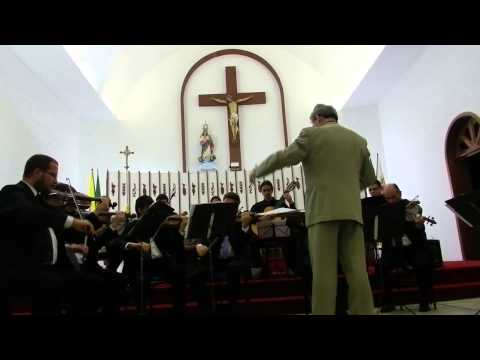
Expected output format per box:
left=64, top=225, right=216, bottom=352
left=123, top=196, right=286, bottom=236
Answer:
left=255, top=123, right=376, bottom=227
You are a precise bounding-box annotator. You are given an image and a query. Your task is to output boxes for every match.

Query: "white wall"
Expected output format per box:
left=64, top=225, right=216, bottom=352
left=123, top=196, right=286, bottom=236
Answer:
left=339, top=104, right=385, bottom=175
left=0, top=45, right=82, bottom=189
left=377, top=45, right=480, bottom=261
left=80, top=45, right=383, bottom=194
left=185, top=54, right=284, bottom=170
left=0, top=95, right=39, bottom=186
left=0, top=44, right=384, bottom=198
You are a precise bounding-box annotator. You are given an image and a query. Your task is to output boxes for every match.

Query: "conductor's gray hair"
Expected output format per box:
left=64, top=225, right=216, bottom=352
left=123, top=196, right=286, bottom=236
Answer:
left=310, top=104, right=338, bottom=121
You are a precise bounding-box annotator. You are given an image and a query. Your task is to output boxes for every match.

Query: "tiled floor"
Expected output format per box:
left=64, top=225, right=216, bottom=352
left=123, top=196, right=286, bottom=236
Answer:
left=376, top=297, right=480, bottom=315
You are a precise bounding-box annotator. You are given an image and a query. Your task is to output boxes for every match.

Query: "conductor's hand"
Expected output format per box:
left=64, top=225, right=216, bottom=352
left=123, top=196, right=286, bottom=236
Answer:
left=71, top=218, right=95, bottom=235
left=196, top=244, right=209, bottom=257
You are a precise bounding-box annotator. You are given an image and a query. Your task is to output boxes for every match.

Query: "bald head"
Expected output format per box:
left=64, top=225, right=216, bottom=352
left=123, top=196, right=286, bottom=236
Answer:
left=383, top=183, right=402, bottom=204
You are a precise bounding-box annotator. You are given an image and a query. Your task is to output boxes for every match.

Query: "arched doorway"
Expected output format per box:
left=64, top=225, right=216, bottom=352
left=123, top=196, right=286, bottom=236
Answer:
left=446, top=112, right=480, bottom=259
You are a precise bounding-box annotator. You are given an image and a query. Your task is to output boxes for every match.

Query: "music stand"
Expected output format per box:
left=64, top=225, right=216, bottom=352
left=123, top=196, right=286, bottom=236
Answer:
left=185, top=202, right=238, bottom=312
left=446, top=190, right=480, bottom=315
left=445, top=190, right=480, bottom=229
left=126, top=200, right=176, bottom=315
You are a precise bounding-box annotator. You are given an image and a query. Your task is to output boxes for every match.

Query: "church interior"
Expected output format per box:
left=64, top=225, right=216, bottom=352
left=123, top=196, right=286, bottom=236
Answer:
left=1, top=45, right=480, bottom=316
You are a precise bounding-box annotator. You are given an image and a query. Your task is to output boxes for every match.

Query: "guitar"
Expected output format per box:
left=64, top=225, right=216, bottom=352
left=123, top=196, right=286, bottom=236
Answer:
left=250, top=180, right=301, bottom=236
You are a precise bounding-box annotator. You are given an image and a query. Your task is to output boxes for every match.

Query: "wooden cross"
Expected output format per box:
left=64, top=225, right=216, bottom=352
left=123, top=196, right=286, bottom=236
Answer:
left=199, top=66, right=266, bottom=170
left=120, top=145, right=134, bottom=171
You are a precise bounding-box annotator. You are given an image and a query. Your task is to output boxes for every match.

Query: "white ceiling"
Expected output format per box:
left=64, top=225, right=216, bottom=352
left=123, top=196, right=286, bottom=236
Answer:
left=63, top=45, right=386, bottom=97
left=344, top=45, right=428, bottom=108
left=2, top=45, right=418, bottom=131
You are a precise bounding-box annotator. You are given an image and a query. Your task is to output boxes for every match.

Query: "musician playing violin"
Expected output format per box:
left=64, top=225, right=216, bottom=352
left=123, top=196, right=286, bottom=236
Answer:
left=0, top=154, right=99, bottom=316
left=377, top=183, right=434, bottom=313
left=51, top=182, right=129, bottom=315
left=215, top=192, right=252, bottom=311
left=107, top=195, right=209, bottom=314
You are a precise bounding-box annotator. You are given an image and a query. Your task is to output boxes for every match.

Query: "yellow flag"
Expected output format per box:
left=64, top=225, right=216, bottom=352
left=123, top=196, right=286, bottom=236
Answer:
left=88, top=169, right=96, bottom=211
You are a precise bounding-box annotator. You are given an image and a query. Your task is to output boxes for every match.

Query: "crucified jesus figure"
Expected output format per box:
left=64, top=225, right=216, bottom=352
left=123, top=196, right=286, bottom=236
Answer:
left=210, top=94, right=253, bottom=143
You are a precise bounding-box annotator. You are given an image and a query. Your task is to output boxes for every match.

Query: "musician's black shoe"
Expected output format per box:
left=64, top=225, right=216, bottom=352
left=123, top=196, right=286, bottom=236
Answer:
left=380, top=304, right=396, bottom=313
left=418, top=303, right=431, bottom=312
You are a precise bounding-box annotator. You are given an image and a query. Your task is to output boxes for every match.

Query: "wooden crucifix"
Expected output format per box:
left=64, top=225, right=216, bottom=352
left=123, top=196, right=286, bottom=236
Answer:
left=199, top=66, right=266, bottom=170
left=120, top=145, right=134, bottom=171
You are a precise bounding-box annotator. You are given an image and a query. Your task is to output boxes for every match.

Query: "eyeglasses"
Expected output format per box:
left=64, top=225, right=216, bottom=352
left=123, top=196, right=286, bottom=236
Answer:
left=44, top=171, right=57, bottom=178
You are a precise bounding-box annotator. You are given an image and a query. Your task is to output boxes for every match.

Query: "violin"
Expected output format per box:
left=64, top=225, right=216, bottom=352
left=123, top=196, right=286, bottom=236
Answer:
left=405, top=196, right=437, bottom=226
left=45, top=190, right=106, bottom=210
left=45, top=182, right=117, bottom=214
left=46, top=181, right=116, bottom=209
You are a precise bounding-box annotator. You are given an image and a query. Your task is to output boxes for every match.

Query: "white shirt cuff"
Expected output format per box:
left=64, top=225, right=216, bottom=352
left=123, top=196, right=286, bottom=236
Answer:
left=64, top=216, right=74, bottom=229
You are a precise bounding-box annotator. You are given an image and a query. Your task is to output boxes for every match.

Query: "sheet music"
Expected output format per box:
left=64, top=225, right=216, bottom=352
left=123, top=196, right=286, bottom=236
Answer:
left=257, top=208, right=304, bottom=217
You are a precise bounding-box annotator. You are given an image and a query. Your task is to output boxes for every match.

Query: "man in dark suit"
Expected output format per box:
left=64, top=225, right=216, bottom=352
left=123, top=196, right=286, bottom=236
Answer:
left=377, top=183, right=433, bottom=312
left=126, top=195, right=215, bottom=315
left=52, top=182, right=129, bottom=315
left=362, top=180, right=386, bottom=269
left=0, top=154, right=95, bottom=316
left=205, top=192, right=251, bottom=311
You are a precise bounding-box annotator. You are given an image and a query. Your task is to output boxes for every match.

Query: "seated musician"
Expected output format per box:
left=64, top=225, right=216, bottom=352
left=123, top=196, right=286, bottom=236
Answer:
left=156, top=193, right=169, bottom=205
left=213, top=192, right=252, bottom=311
left=106, top=195, right=159, bottom=312
left=250, top=180, right=295, bottom=213
left=377, top=183, right=434, bottom=313
left=361, top=180, right=386, bottom=266
left=249, top=180, right=298, bottom=277
left=53, top=182, right=128, bottom=315
left=110, top=195, right=210, bottom=314
left=210, top=196, right=221, bottom=203
left=0, top=154, right=97, bottom=316
left=157, top=193, right=189, bottom=216
left=178, top=192, right=251, bottom=312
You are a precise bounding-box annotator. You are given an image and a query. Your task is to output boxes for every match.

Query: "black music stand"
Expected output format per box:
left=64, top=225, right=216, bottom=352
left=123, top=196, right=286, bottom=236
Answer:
left=446, top=190, right=480, bottom=229
left=185, top=202, right=238, bottom=313
left=446, top=190, right=480, bottom=315
left=126, top=200, right=176, bottom=315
